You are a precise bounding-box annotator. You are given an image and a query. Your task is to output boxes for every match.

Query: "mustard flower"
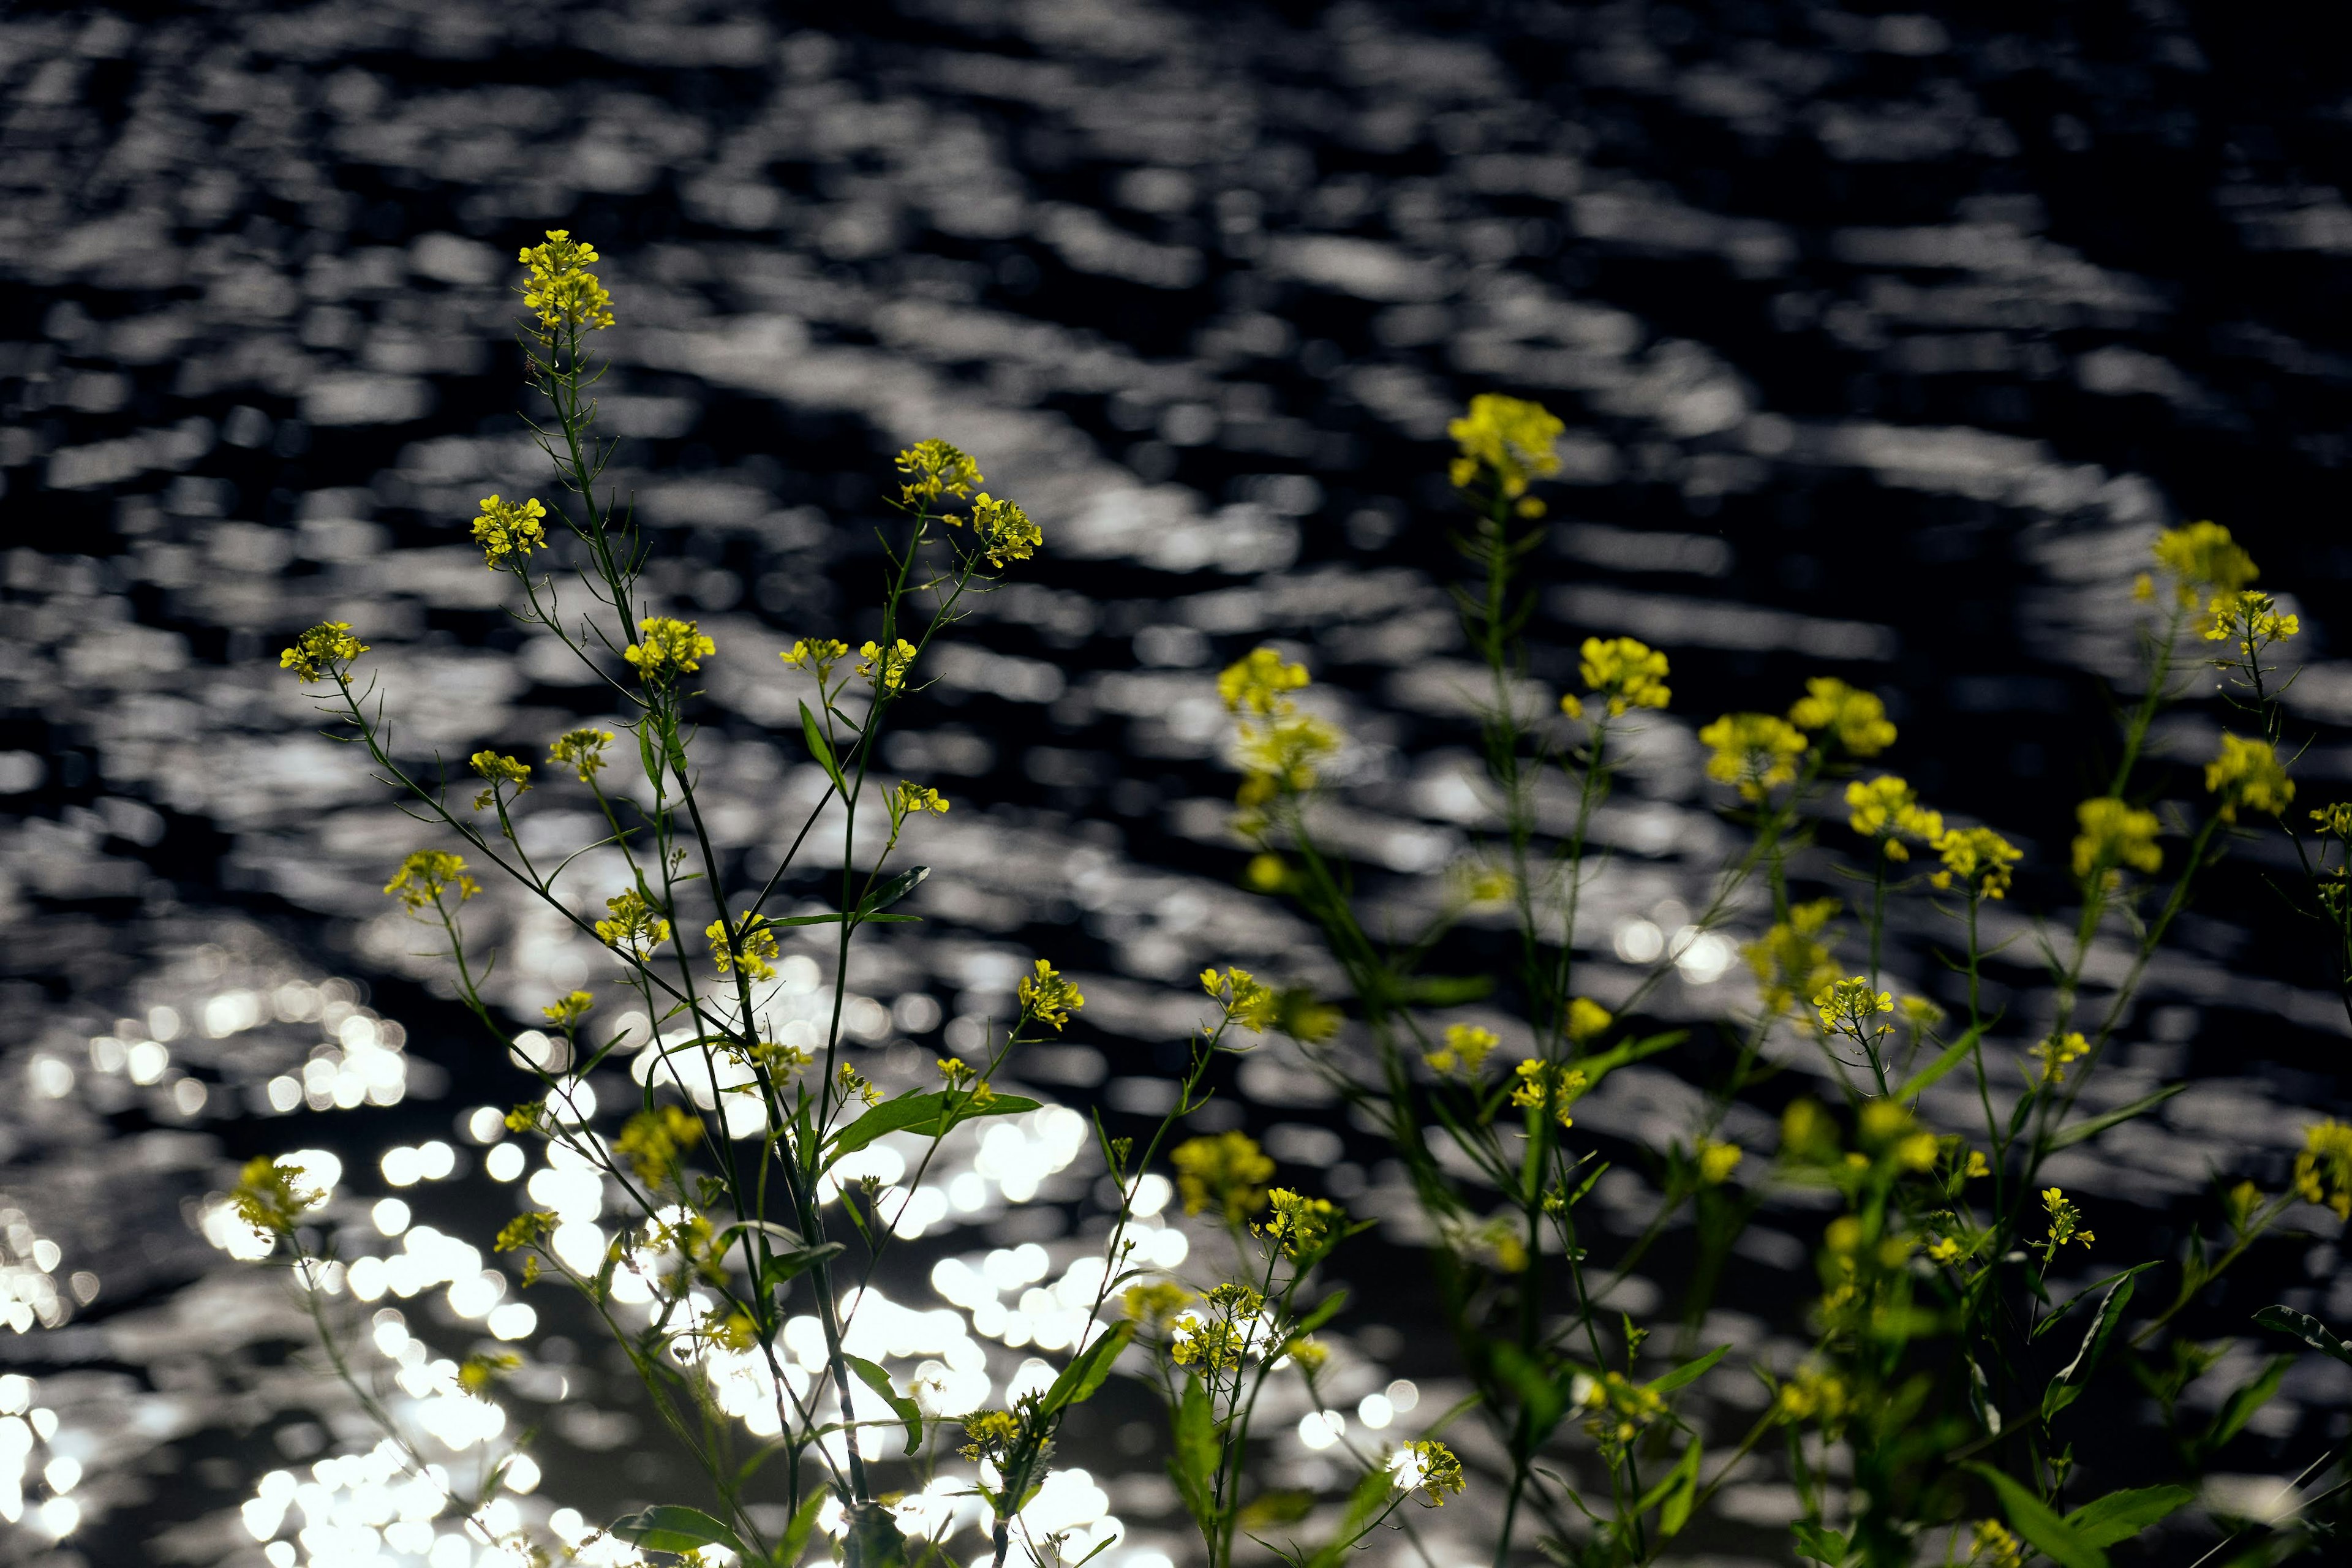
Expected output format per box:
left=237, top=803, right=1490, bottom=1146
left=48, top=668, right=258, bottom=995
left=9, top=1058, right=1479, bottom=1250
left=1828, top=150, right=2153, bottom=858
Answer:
left=1900, top=995, right=1944, bottom=1031
left=1562, top=997, right=1610, bottom=1046
left=2038, top=1186, right=2095, bottom=1261
left=492, top=1209, right=552, bottom=1255
left=469, top=750, right=532, bottom=811
left=1744, top=897, right=1841, bottom=1016
left=1562, top=636, right=1670, bottom=720
left=837, top=1063, right=884, bottom=1109
left=1772, top=1363, right=1853, bottom=1439
left=1172, top=1130, right=1273, bottom=1221
left=625, top=617, right=715, bottom=680
left=1201, top=966, right=1280, bottom=1033
left=2029, top=1030, right=2089, bottom=1087
left=967, top=492, right=1041, bottom=569
left=1236, top=712, right=1343, bottom=807
left=2071, top=797, right=2162, bottom=881
left=1699, top=712, right=1808, bottom=800
left=1697, top=1139, right=1743, bottom=1185
left=1577, top=1369, right=1666, bottom=1457
left=1017, top=958, right=1084, bottom=1030
left=1457, top=864, right=1515, bottom=903
left=1510, top=1058, right=1589, bottom=1129
left=1121, top=1280, right=1194, bottom=1327
left=1425, top=1022, right=1498, bottom=1076
left=1788, top=677, right=1897, bottom=756
left=1779, top=1098, right=1840, bottom=1164
left=959, top=1409, right=1023, bottom=1463
left=612, top=1104, right=703, bottom=1185
left=1243, top=853, right=1288, bottom=892
left=2206, top=733, right=2294, bottom=823
left=780, top=638, right=851, bottom=681
left=2201, top=588, right=2299, bottom=656
left=548, top=728, right=614, bottom=783
left=1845, top=775, right=1942, bottom=861
left=2150, top=519, right=2258, bottom=605
left=541, top=990, right=595, bottom=1030
left=384, top=849, right=478, bottom=911
left=1928, top=824, right=2022, bottom=899
left=1282, top=1336, right=1329, bottom=1374
left=1168, top=1307, right=1250, bottom=1373
left=704, top=911, right=778, bottom=982
left=1814, top=977, right=1893, bottom=1042
left=1859, top=1099, right=1940, bottom=1170
left=1447, top=393, right=1564, bottom=499
left=858, top=637, right=918, bottom=693
left=1968, top=1520, right=2024, bottom=1568
left=1257, top=1188, right=1338, bottom=1258
left=890, top=780, right=950, bottom=832
left=518, top=230, right=615, bottom=333
left=1926, top=1234, right=1965, bottom=1265
left=1385, top=1439, right=1466, bottom=1507
left=1217, top=646, right=1311, bottom=715
left=2294, top=1119, right=2352, bottom=1220
left=595, top=889, right=671, bottom=958
left=279, top=621, right=368, bottom=684
left=2313, top=802, right=2352, bottom=838
left=471, top=495, right=548, bottom=568
left=897, top=439, right=984, bottom=507
left=231, top=1156, right=324, bottom=1235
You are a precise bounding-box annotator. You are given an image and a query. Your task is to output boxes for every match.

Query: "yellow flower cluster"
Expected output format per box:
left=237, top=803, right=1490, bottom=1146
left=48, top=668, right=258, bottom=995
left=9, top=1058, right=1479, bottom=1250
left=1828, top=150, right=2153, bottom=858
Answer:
left=1447, top=393, right=1564, bottom=499
left=837, top=1063, right=884, bottom=1109
left=1858, top=1099, right=1940, bottom=1171
left=1744, top=897, right=1841, bottom=1016
left=2147, top=519, right=2258, bottom=605
left=2038, top=1186, right=2095, bottom=1260
left=541, top=990, right=595, bottom=1030
left=1846, top=775, right=1942, bottom=860
left=1121, top=1280, right=1194, bottom=1327
left=1018, top=959, right=1084, bottom=1031
left=1699, top=712, right=1807, bottom=801
left=2201, top=588, right=2299, bottom=657
left=1385, top=1439, right=1466, bottom=1507
left=1257, top=1188, right=1338, bottom=1258
left=1566, top=995, right=1613, bottom=1043
left=472, top=494, right=548, bottom=568
left=1510, top=1059, right=1589, bottom=1129
left=1929, top=824, right=2022, bottom=899
left=2294, top=1119, right=2352, bottom=1220
left=1968, top=1520, right=2024, bottom=1568
left=612, top=1104, right=703, bottom=1185
left=2206, top=733, right=2293, bottom=822
left=897, top=439, right=984, bottom=507
left=625, top=617, right=715, bottom=680
left=1201, top=966, right=1280, bottom=1033
left=597, top=889, right=671, bottom=957
left=891, top=780, right=949, bottom=829
left=959, top=1409, right=1023, bottom=1463
left=859, top=638, right=918, bottom=693
left=1218, top=647, right=1342, bottom=813
left=2029, top=1031, right=2089, bottom=1087
left=1169, top=1304, right=1251, bottom=1373
left=1425, top=1022, right=1498, bottom=1077
left=780, top=637, right=851, bottom=681
left=1696, top=1139, right=1743, bottom=1185
left=704, top=911, right=778, bottom=981
left=967, top=492, right=1041, bottom=570
left=1172, top=1130, right=1273, bottom=1221
left=1561, top=636, right=1670, bottom=720
left=1218, top=647, right=1311, bottom=714
left=384, top=849, right=478, bottom=911
left=2072, top=797, right=2162, bottom=881
left=470, top=750, right=532, bottom=811
left=231, top=1156, right=324, bottom=1236
left=1812, top=976, right=1893, bottom=1037
left=1577, top=1369, right=1665, bottom=1457
left=1788, top=677, right=1896, bottom=757
left=1773, top=1363, right=1852, bottom=1438
left=549, top=728, right=614, bottom=783
left=518, top=230, right=614, bottom=333
left=280, top=621, right=369, bottom=684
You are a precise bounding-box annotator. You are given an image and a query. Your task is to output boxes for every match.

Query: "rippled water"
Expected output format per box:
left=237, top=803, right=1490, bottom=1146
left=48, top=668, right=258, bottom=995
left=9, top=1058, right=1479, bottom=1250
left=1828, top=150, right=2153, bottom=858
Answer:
left=4, top=2, right=2352, bottom=1564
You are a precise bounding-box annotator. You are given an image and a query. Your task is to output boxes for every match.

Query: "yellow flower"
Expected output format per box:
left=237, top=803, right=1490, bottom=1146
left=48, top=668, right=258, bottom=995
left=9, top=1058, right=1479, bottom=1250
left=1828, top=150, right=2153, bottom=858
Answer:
left=1813, top=976, right=1893, bottom=1036
left=383, top=849, right=478, bottom=911
left=959, top=1409, right=1023, bottom=1463
left=2293, top=1119, right=2352, bottom=1220
left=1172, top=1131, right=1275, bottom=1222
left=1965, top=1150, right=1991, bottom=1179
left=1899, top=994, right=1944, bottom=1030
left=704, top=911, right=778, bottom=982
left=1772, top=1363, right=1852, bottom=1438
left=1243, top=853, right=1288, bottom=892
left=967, top=492, right=1041, bottom=569
left=471, top=495, right=548, bottom=568
left=595, top=889, right=671, bottom=957
left=625, top=617, right=715, bottom=680
left=1696, top=1140, right=1743, bottom=1185
left=1218, top=646, right=1311, bottom=715
left=2205, top=733, right=2294, bottom=823
left=1846, top=775, right=1943, bottom=861
left=518, top=230, right=614, bottom=333
left=2072, top=797, right=2162, bottom=881
left=1574, top=636, right=1671, bottom=717
left=1699, top=712, right=1809, bottom=800
left=1257, top=1188, right=1338, bottom=1258
left=1926, top=1235, right=1964, bottom=1265
left=1385, top=1439, right=1467, bottom=1506
left=469, top=750, right=532, bottom=811
left=1565, top=996, right=1612, bottom=1044
left=612, top=1104, right=703, bottom=1184
left=891, top=780, right=950, bottom=829
left=1202, top=967, right=1280, bottom=1033
left=1237, top=712, right=1343, bottom=807
left=780, top=638, right=851, bottom=681
left=1121, top=1281, right=1194, bottom=1327
left=540, top=990, right=595, bottom=1030
left=836, top=1063, right=884, bottom=1108
left=1282, top=1335, right=1329, bottom=1374
left=1448, top=393, right=1564, bottom=499
left=1426, top=1022, right=1498, bottom=1077
left=1510, top=1059, right=1589, bottom=1129
left=2200, top=588, right=2299, bottom=655
left=858, top=638, right=918, bottom=692
left=2312, top=803, right=2352, bottom=837
left=897, top=439, right=984, bottom=507
left=1779, top=1098, right=1839, bottom=1164
left=493, top=1212, right=554, bottom=1254
left=2028, top=1031, right=2089, bottom=1087
left=1577, top=1369, right=1666, bottom=1457
left=1929, top=824, right=2023, bottom=899
left=1968, top=1520, right=2024, bottom=1568
left=231, top=1156, right=325, bottom=1235
left=279, top=621, right=368, bottom=684
left=548, top=728, right=614, bottom=783
left=1018, top=959, right=1084, bottom=1031
left=2038, top=1186, right=2094, bottom=1259
left=1744, top=897, right=1841, bottom=1016
left=2150, top=520, right=2256, bottom=603
left=1788, top=677, right=1896, bottom=757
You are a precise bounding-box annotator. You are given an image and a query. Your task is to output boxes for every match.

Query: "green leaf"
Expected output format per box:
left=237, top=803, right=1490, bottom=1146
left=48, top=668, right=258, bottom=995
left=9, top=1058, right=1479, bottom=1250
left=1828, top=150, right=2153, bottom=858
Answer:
left=2201, top=1354, right=2292, bottom=1458
left=801, top=701, right=843, bottom=791
left=1490, top=1342, right=1566, bottom=1450
left=1644, top=1343, right=1730, bottom=1396
left=1041, top=1321, right=1135, bottom=1415
left=777, top=1485, right=832, bottom=1568
left=826, top=1089, right=1041, bottom=1159
left=1790, top=1522, right=1849, bottom=1564
left=2063, top=1485, right=2195, bottom=1550
left=609, top=1506, right=748, bottom=1558
left=1237, top=1490, right=1317, bottom=1529
left=1390, top=974, right=1496, bottom=1006
left=2253, top=1303, right=2352, bottom=1367
left=1169, top=1375, right=1219, bottom=1526
left=2041, top=1273, right=2138, bottom=1422
left=758, top=1241, right=846, bottom=1297
left=1967, top=1463, right=2109, bottom=1568
left=1637, top=1434, right=1702, bottom=1537
left=1898, top=1025, right=1985, bottom=1099
left=2033, top=1262, right=2160, bottom=1340
left=1306, top=1463, right=1404, bottom=1568
left=1290, top=1289, right=1350, bottom=1338
left=844, top=1354, right=923, bottom=1456
left=859, top=865, right=929, bottom=918
left=2048, top=1084, right=2186, bottom=1150
left=844, top=1501, right=907, bottom=1568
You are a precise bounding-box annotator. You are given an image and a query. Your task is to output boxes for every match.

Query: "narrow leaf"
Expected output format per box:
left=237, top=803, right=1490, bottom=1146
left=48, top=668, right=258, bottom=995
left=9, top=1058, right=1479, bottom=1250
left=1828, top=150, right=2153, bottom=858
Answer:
left=826, top=1089, right=1041, bottom=1159
left=1898, top=1025, right=1985, bottom=1099
left=1306, top=1463, right=1403, bottom=1568
left=800, top=701, right=843, bottom=791
left=1789, top=1523, right=1848, bottom=1565
left=1170, top=1375, right=1219, bottom=1526
left=1967, top=1463, right=2109, bottom=1568
left=778, top=1485, right=832, bottom=1567
left=1041, top=1321, right=1136, bottom=1415
left=1644, top=1343, right=1730, bottom=1397
left=1290, top=1289, right=1350, bottom=1338
left=2063, top=1485, right=2195, bottom=1550
left=2049, top=1084, right=2186, bottom=1150
left=2253, top=1303, right=2352, bottom=1367
left=610, top=1506, right=748, bottom=1558
left=1638, top=1434, right=1703, bottom=1537
left=844, top=1354, right=923, bottom=1456
left=2032, top=1262, right=2159, bottom=1340
left=2042, top=1274, right=2136, bottom=1422
left=859, top=865, right=930, bottom=917
left=2203, top=1355, right=2291, bottom=1456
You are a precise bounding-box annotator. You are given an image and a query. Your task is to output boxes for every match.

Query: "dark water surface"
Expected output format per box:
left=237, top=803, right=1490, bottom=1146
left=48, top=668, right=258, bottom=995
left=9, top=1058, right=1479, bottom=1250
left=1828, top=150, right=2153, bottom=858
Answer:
left=3, top=2, right=2352, bottom=1564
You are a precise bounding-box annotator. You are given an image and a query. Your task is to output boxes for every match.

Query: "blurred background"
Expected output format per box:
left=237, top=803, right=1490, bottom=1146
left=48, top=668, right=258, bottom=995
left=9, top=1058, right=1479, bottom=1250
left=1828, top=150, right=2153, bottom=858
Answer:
left=2, top=1, right=2351, bottom=1564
